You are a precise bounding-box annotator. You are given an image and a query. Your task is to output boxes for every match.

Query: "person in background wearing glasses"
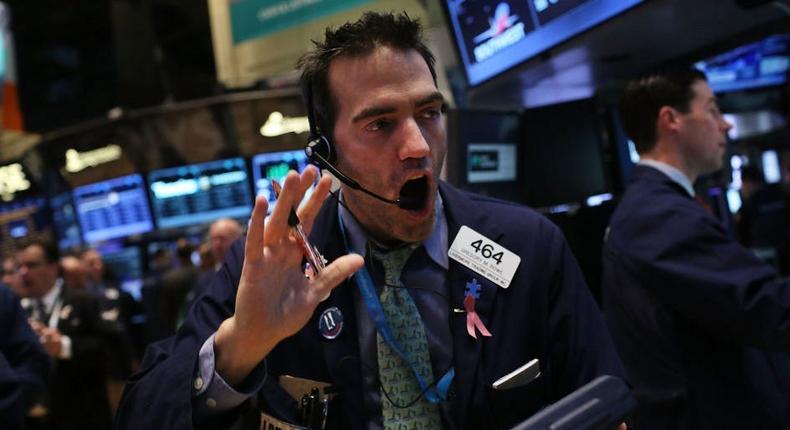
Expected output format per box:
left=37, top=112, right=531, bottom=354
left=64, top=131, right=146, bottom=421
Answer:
left=117, top=12, right=623, bottom=429
left=16, top=239, right=113, bottom=430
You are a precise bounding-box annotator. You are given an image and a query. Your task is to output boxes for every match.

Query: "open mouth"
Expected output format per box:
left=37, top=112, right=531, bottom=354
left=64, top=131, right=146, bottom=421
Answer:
left=398, top=175, right=430, bottom=211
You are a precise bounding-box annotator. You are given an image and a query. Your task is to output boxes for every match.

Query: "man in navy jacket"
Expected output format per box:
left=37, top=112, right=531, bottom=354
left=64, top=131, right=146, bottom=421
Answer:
left=0, top=285, right=50, bottom=429
left=603, top=68, right=790, bottom=429
left=117, top=12, right=622, bottom=429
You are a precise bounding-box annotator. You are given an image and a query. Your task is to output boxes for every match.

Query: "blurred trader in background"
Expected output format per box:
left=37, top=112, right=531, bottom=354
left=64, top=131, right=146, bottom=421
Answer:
left=181, top=218, right=244, bottom=309
left=17, top=239, right=113, bottom=430
left=116, top=12, right=623, bottom=429
left=60, top=254, right=88, bottom=291
left=82, top=247, right=144, bottom=415
left=159, top=238, right=200, bottom=336
left=3, top=255, right=24, bottom=297
left=602, top=68, right=790, bottom=429
left=208, top=218, right=243, bottom=271
left=0, top=282, right=50, bottom=429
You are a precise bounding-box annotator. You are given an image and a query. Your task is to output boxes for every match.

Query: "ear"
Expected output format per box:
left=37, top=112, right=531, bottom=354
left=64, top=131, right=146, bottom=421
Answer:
left=656, top=105, right=682, bottom=136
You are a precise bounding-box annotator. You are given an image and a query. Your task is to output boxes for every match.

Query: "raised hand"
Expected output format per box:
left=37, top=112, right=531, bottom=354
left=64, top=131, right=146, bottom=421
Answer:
left=214, top=167, right=364, bottom=386
left=40, top=327, right=63, bottom=358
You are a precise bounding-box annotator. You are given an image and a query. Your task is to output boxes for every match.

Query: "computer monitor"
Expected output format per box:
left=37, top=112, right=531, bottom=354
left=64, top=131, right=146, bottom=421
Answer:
left=50, top=192, right=83, bottom=250
left=96, top=241, right=144, bottom=300
left=522, top=98, right=610, bottom=208
left=250, top=150, right=312, bottom=214
left=148, top=157, right=253, bottom=229
left=442, top=0, right=644, bottom=86
left=695, top=34, right=790, bottom=93
left=0, top=196, right=47, bottom=239
left=446, top=109, right=524, bottom=203
left=72, top=174, right=154, bottom=244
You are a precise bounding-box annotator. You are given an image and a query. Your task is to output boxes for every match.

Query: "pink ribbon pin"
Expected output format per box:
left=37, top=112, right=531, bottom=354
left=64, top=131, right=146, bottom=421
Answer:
left=464, top=286, right=492, bottom=339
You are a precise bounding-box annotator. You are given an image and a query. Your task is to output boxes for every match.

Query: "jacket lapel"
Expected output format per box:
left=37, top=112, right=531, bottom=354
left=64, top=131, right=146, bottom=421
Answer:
left=309, top=198, right=367, bottom=426
left=311, top=184, right=509, bottom=426
left=439, top=183, right=505, bottom=426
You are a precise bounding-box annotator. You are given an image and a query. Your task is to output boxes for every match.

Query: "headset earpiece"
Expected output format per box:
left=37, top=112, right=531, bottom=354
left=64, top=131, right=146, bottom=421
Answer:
left=305, top=134, right=332, bottom=168
left=301, top=77, right=410, bottom=208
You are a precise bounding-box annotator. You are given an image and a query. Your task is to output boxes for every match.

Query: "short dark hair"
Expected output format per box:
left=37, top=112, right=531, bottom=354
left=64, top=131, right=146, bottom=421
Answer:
left=620, top=68, right=708, bottom=154
left=297, top=11, right=437, bottom=145
left=17, top=238, right=60, bottom=264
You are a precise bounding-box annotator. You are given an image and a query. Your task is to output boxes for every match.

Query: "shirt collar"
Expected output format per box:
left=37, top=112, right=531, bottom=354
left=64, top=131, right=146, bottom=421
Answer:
left=338, top=193, right=449, bottom=270
left=639, top=159, right=695, bottom=197
left=41, top=278, right=63, bottom=312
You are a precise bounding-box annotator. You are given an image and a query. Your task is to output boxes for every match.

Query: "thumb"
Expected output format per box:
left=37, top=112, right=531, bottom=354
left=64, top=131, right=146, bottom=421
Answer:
left=311, top=253, right=364, bottom=299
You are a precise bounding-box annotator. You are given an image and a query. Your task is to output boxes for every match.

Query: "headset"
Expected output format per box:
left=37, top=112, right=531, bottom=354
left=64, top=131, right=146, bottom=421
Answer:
left=303, top=81, right=422, bottom=210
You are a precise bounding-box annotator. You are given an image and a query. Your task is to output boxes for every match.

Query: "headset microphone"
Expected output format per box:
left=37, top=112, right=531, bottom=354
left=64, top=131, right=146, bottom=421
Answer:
left=303, top=82, right=422, bottom=211
left=304, top=137, right=422, bottom=210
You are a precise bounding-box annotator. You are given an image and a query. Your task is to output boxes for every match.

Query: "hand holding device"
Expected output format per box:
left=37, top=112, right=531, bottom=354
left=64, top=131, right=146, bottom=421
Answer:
left=271, top=179, right=326, bottom=276
left=213, top=167, right=364, bottom=386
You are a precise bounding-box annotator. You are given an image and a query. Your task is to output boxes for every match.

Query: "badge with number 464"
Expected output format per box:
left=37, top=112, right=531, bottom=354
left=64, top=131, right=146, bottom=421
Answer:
left=448, top=226, right=521, bottom=289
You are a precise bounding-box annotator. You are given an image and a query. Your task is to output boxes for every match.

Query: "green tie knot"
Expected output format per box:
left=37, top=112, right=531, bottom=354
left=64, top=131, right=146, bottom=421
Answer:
left=369, top=243, right=419, bottom=287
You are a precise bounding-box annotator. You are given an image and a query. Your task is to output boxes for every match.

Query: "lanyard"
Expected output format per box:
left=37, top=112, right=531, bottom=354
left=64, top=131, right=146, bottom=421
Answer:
left=337, top=213, right=455, bottom=403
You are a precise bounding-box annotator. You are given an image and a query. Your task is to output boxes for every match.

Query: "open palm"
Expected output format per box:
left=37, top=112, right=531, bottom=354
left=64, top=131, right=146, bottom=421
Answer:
left=215, top=167, right=364, bottom=385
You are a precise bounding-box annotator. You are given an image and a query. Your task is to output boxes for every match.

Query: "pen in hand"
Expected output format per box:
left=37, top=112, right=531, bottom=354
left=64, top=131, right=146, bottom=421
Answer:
left=271, top=179, right=326, bottom=277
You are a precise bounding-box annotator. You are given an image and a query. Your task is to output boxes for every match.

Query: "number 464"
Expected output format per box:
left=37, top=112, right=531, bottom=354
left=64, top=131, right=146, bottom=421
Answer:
left=470, top=239, right=504, bottom=265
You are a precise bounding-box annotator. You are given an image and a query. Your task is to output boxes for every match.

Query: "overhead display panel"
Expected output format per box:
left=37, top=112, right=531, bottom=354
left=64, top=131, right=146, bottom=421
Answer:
left=72, top=174, right=154, bottom=244
left=442, top=0, right=644, bottom=86
left=251, top=150, right=312, bottom=214
left=148, top=157, right=253, bottom=229
left=696, top=34, right=790, bottom=93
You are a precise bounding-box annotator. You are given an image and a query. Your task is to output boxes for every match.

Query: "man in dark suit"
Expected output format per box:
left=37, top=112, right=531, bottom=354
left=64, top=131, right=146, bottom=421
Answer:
left=0, top=284, right=50, bottom=429
left=602, top=68, right=790, bottom=429
left=17, top=239, right=113, bottom=430
left=116, top=12, right=623, bottom=429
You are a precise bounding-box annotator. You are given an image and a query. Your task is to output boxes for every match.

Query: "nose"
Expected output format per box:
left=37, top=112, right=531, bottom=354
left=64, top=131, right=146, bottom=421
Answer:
left=721, top=117, right=733, bottom=133
left=396, top=118, right=431, bottom=161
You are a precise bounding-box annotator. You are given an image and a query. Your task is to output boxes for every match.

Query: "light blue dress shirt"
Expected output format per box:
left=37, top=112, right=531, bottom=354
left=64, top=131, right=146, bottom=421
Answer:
left=638, top=159, right=695, bottom=197
left=193, top=193, right=454, bottom=429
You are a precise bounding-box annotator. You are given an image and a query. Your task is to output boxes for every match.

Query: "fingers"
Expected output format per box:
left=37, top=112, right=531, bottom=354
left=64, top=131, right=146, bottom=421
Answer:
left=299, top=165, right=319, bottom=190
left=299, top=174, right=332, bottom=234
left=311, top=253, right=364, bottom=299
left=244, top=195, right=269, bottom=262
left=268, top=171, right=302, bottom=240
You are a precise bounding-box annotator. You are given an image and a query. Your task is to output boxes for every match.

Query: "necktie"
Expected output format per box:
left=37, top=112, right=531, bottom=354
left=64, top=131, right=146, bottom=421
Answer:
left=370, top=243, right=441, bottom=430
left=33, top=299, right=47, bottom=322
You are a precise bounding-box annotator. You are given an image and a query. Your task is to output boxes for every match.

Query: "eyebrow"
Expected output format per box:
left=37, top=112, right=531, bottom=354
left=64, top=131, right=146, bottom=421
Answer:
left=351, top=91, right=445, bottom=124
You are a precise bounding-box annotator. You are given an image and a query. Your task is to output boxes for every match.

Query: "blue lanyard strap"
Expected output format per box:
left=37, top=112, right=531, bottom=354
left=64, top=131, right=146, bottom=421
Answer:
left=337, top=212, right=455, bottom=403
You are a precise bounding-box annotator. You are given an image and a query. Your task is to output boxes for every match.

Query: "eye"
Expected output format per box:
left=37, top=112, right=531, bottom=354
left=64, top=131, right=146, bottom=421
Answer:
left=419, top=107, right=443, bottom=120
left=366, top=118, right=393, bottom=132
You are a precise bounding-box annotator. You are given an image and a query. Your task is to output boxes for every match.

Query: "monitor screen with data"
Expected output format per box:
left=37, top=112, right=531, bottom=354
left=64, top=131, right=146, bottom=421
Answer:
left=251, top=150, right=313, bottom=214
left=148, top=157, right=253, bottom=229
left=72, top=174, right=154, bottom=243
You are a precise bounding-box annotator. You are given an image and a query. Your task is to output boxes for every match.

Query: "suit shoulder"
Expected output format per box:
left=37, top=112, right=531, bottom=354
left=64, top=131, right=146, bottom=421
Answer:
left=612, top=179, right=700, bottom=225
left=456, top=189, right=563, bottom=237
left=62, top=287, right=101, bottom=306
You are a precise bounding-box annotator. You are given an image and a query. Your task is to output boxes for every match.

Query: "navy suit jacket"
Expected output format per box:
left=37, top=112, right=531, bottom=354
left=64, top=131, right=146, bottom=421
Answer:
left=603, top=165, right=790, bottom=429
left=117, top=182, right=622, bottom=429
left=22, top=287, right=114, bottom=430
left=0, top=286, right=49, bottom=429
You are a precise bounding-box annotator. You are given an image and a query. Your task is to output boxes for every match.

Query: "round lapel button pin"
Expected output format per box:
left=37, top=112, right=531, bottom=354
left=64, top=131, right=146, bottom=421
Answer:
left=319, top=306, right=344, bottom=339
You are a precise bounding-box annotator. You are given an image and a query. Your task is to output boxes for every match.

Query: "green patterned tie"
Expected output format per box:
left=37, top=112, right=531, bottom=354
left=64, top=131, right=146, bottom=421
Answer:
left=370, top=243, right=441, bottom=430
